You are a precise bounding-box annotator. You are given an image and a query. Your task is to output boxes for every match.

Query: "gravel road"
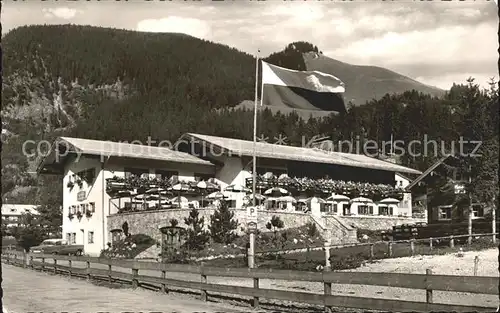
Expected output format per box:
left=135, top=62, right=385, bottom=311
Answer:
left=2, top=264, right=256, bottom=313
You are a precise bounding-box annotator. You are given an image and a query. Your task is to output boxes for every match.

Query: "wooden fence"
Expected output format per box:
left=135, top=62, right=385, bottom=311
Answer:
left=2, top=251, right=498, bottom=312
left=255, top=232, right=498, bottom=260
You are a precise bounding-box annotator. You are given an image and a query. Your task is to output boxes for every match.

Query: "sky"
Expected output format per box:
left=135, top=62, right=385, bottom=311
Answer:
left=2, top=0, right=498, bottom=90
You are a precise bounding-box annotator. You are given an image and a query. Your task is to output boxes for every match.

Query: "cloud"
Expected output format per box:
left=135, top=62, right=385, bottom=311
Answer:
left=136, top=16, right=211, bottom=39
left=327, top=21, right=497, bottom=68
left=42, top=7, right=82, bottom=20
left=417, top=73, right=498, bottom=90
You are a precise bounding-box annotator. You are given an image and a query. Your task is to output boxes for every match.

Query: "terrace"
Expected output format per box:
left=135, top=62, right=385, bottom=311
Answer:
left=106, top=173, right=405, bottom=216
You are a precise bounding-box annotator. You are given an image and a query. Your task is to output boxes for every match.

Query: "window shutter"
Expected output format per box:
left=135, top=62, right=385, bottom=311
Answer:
left=369, top=206, right=373, bottom=214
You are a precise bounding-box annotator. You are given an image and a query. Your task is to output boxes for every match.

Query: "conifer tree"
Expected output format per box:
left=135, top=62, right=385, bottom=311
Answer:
left=184, top=207, right=209, bottom=250
left=209, top=200, right=238, bottom=244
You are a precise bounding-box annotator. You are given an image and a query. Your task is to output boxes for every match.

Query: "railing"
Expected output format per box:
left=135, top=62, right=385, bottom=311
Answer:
left=2, top=251, right=497, bottom=312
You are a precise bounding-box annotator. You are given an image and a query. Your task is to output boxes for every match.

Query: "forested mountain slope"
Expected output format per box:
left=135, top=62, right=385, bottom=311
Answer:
left=1, top=25, right=497, bottom=208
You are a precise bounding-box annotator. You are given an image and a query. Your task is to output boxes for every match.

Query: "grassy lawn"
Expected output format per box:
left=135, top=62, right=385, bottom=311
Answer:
left=202, top=237, right=497, bottom=271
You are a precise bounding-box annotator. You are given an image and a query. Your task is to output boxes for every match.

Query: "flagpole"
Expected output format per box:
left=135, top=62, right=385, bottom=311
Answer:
left=249, top=52, right=260, bottom=269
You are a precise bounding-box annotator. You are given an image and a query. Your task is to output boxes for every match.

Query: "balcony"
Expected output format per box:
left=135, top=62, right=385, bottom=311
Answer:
left=245, top=175, right=404, bottom=201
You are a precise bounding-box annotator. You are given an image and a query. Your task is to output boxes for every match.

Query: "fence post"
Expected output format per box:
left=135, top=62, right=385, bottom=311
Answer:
left=53, top=258, right=57, bottom=274
left=323, top=271, right=332, bottom=313
left=410, top=239, right=415, bottom=256
left=200, top=262, right=207, bottom=301
left=86, top=260, right=91, bottom=281
left=425, top=269, right=433, bottom=304
left=449, top=236, right=454, bottom=248
left=14, top=253, right=18, bottom=265
left=492, top=209, right=496, bottom=244
left=160, top=270, right=167, bottom=293
left=388, top=242, right=393, bottom=257
left=429, top=237, right=433, bottom=251
left=30, top=255, right=34, bottom=269
left=68, top=259, right=72, bottom=277
left=324, top=240, right=331, bottom=270
left=108, top=264, right=112, bottom=283
left=253, top=275, right=260, bottom=309
left=41, top=257, right=45, bottom=272
left=22, top=251, right=27, bottom=268
left=369, top=244, right=374, bottom=259
left=132, top=264, right=139, bottom=288
left=473, top=256, right=479, bottom=276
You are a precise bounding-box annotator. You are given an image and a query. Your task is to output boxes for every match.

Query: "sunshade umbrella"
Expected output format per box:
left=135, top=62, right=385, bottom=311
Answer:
left=196, top=181, right=212, bottom=207
left=264, top=187, right=289, bottom=197
left=169, top=182, right=191, bottom=204
left=146, top=187, right=167, bottom=208
left=225, top=184, right=251, bottom=193
left=244, top=194, right=266, bottom=201
left=326, top=194, right=351, bottom=201
left=170, top=196, right=188, bottom=204
left=207, top=191, right=228, bottom=199
left=278, top=196, right=297, bottom=203
left=350, top=197, right=373, bottom=203
left=146, top=187, right=166, bottom=194
left=379, top=198, right=400, bottom=204
left=196, top=181, right=207, bottom=189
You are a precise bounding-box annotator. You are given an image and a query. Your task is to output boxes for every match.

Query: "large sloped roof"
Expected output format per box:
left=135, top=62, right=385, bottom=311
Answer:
left=38, top=137, right=214, bottom=174
left=181, top=133, right=422, bottom=175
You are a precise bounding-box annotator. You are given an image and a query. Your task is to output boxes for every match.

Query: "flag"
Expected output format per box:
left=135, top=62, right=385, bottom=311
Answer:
left=261, top=61, right=346, bottom=113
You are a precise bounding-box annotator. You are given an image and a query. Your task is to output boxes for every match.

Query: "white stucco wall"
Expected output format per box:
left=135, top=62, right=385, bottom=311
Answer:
left=62, top=156, right=214, bottom=256
left=62, top=156, right=108, bottom=257
left=396, top=173, right=412, bottom=217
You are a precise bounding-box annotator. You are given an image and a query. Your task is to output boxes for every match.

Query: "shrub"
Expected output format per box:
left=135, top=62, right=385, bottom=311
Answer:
left=306, top=222, right=318, bottom=237
left=100, top=233, right=156, bottom=259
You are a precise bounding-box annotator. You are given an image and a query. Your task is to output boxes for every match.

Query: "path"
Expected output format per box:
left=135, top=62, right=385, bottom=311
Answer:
left=2, top=264, right=254, bottom=313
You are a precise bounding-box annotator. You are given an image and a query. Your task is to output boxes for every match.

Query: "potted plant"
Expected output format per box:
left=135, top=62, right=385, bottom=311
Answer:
left=67, top=181, right=75, bottom=190
left=76, top=211, right=83, bottom=219
left=76, top=179, right=84, bottom=189
left=68, top=212, right=74, bottom=220
left=85, top=210, right=93, bottom=218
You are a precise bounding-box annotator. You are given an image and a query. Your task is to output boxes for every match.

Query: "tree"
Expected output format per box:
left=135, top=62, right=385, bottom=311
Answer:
left=209, top=200, right=238, bottom=244
left=184, top=207, right=209, bottom=251
left=266, top=215, right=285, bottom=245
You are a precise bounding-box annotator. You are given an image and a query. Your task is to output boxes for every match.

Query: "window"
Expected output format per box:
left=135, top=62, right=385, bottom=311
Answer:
left=124, top=168, right=149, bottom=178
left=472, top=204, right=484, bottom=218
left=88, top=231, right=94, bottom=244
left=194, top=173, right=212, bottom=181
left=332, top=203, right=338, bottom=213
left=342, top=203, right=350, bottom=215
left=71, top=233, right=76, bottom=244
left=438, top=206, right=452, bottom=220
left=66, top=233, right=71, bottom=243
left=89, top=202, right=95, bottom=213
left=358, top=205, right=370, bottom=215
left=156, top=170, right=178, bottom=179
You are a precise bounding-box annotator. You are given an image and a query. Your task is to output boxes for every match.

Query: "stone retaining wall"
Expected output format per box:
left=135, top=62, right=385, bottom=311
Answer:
left=338, top=216, right=427, bottom=231
left=107, top=209, right=358, bottom=250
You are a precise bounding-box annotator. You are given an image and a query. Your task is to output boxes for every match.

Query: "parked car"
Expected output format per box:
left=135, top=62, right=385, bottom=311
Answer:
left=30, top=239, right=84, bottom=256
